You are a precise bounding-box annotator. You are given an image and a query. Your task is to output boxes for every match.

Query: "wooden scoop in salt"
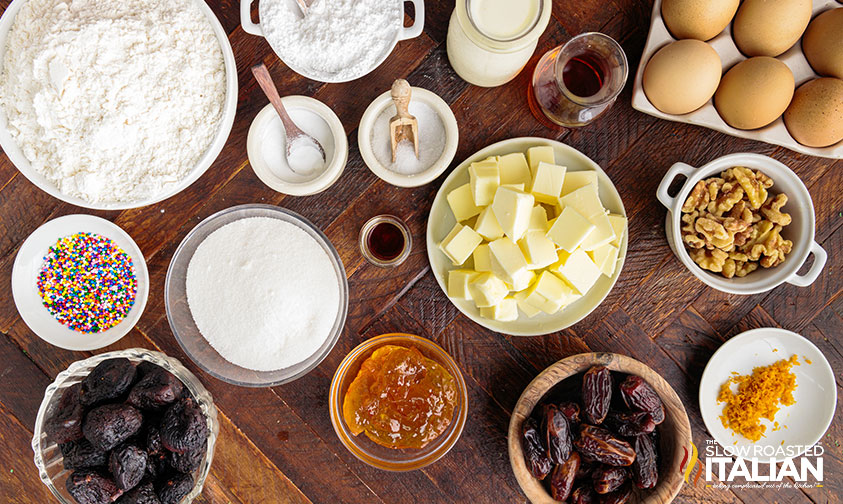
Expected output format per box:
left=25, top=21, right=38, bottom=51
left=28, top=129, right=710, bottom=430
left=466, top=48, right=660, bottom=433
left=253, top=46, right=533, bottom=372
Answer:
left=389, top=79, right=419, bottom=163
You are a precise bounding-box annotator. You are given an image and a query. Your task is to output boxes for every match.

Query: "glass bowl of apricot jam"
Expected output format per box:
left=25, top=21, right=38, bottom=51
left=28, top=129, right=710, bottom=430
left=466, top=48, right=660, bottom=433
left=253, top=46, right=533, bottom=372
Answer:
left=329, top=333, right=468, bottom=471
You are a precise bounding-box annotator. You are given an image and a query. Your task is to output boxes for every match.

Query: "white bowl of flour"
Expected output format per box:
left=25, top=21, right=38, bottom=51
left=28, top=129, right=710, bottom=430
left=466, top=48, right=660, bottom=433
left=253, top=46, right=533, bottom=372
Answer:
left=240, top=0, right=425, bottom=83
left=165, top=204, right=349, bottom=387
left=0, top=0, right=238, bottom=209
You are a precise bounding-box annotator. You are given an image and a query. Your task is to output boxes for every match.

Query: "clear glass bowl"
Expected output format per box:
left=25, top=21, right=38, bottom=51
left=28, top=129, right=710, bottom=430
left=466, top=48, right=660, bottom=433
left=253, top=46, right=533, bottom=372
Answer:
left=329, top=333, right=468, bottom=471
left=165, top=204, right=349, bottom=387
left=31, top=348, right=219, bottom=504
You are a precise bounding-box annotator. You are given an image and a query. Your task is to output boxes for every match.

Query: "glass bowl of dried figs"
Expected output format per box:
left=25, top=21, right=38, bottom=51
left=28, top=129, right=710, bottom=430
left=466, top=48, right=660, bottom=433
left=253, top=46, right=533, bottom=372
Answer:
left=508, top=352, right=691, bottom=503
left=32, top=349, right=219, bottom=504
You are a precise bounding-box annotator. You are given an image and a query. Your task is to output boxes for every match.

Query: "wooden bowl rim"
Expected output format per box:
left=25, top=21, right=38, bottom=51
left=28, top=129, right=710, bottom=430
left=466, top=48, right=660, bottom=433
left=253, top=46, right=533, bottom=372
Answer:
left=507, top=352, right=692, bottom=504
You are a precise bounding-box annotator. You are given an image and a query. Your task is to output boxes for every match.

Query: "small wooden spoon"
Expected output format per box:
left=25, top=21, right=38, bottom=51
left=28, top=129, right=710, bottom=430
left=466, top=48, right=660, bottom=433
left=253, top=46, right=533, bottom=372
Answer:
left=251, top=63, right=326, bottom=174
left=389, top=79, right=419, bottom=163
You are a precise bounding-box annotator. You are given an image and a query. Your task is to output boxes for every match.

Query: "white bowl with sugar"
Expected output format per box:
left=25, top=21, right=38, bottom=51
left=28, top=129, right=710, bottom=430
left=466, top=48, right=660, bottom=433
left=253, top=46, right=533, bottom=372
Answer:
left=247, top=96, right=348, bottom=196
left=165, top=204, right=348, bottom=387
left=358, top=86, right=459, bottom=188
left=240, top=0, right=425, bottom=83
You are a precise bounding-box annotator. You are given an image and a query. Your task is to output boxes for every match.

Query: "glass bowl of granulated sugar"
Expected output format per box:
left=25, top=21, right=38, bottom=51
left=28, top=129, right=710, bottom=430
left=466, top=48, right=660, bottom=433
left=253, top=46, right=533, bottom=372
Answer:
left=165, top=204, right=348, bottom=387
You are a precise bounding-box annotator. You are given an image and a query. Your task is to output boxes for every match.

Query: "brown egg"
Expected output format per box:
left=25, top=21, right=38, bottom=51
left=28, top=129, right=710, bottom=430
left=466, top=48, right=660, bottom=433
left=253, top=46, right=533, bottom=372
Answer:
left=803, top=8, right=843, bottom=80
left=784, top=78, right=843, bottom=148
left=714, top=57, right=795, bottom=130
left=643, top=40, right=722, bottom=115
left=733, top=0, right=812, bottom=57
left=661, top=0, right=739, bottom=41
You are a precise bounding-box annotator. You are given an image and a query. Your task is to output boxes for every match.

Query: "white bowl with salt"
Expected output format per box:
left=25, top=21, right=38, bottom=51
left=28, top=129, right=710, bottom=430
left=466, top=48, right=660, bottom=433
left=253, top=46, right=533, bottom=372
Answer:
left=247, top=96, right=348, bottom=196
left=358, top=86, right=459, bottom=188
left=164, top=204, right=348, bottom=387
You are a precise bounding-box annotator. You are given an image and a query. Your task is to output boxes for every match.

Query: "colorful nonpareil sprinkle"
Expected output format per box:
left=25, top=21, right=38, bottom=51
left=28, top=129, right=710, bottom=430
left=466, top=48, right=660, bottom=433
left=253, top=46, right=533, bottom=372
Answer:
left=37, top=233, right=137, bottom=333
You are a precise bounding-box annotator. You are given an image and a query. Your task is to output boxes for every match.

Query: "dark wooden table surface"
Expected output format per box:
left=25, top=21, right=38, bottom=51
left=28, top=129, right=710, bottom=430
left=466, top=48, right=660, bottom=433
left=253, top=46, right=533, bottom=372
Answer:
left=0, top=1, right=840, bottom=503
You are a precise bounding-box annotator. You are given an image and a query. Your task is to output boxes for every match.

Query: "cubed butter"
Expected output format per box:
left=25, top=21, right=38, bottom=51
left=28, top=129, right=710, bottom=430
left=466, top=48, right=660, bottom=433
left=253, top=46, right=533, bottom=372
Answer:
left=498, top=153, right=532, bottom=186
left=447, top=183, right=482, bottom=222
left=439, top=223, right=483, bottom=266
left=559, top=184, right=604, bottom=220
left=528, top=205, right=548, bottom=231
left=554, top=249, right=601, bottom=295
left=546, top=249, right=573, bottom=275
left=527, top=146, right=555, bottom=177
left=518, top=230, right=558, bottom=270
left=546, top=216, right=557, bottom=231
left=501, top=183, right=526, bottom=191
left=530, top=161, right=567, bottom=204
left=522, top=271, right=580, bottom=314
left=488, top=237, right=530, bottom=287
left=469, top=159, right=500, bottom=206
left=490, top=186, right=535, bottom=241
left=546, top=206, right=595, bottom=252
left=514, top=290, right=542, bottom=318
left=506, top=269, right=535, bottom=292
left=607, top=214, right=627, bottom=247
left=474, top=206, right=504, bottom=241
left=588, top=243, right=619, bottom=277
left=479, top=297, right=518, bottom=322
left=580, top=210, right=616, bottom=251
left=472, top=243, right=492, bottom=272
left=448, top=269, right=477, bottom=299
left=468, top=272, right=509, bottom=308
left=561, top=171, right=599, bottom=195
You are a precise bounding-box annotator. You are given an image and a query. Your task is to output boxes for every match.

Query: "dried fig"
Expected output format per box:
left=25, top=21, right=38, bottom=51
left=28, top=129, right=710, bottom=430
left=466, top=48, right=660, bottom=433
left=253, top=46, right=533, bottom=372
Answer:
left=80, top=359, right=136, bottom=407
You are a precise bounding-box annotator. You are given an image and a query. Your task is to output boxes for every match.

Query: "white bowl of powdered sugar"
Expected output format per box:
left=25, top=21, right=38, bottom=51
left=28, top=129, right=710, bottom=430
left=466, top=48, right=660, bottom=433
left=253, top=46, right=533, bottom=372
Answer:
left=164, top=204, right=349, bottom=387
left=240, top=0, right=425, bottom=83
left=0, top=0, right=237, bottom=209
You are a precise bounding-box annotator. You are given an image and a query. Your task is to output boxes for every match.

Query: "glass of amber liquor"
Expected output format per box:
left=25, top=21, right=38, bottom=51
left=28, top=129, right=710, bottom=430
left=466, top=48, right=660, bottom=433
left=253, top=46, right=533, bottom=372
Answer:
left=528, top=32, right=628, bottom=128
left=329, top=333, right=468, bottom=471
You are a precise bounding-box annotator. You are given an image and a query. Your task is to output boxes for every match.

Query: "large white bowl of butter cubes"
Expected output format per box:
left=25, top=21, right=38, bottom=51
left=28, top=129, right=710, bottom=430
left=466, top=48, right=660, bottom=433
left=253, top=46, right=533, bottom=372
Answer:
left=426, top=138, right=627, bottom=336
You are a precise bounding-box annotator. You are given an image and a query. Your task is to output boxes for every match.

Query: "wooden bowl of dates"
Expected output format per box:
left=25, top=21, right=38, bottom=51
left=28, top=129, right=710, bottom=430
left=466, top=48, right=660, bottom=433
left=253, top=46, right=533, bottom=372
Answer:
left=508, top=352, right=691, bottom=504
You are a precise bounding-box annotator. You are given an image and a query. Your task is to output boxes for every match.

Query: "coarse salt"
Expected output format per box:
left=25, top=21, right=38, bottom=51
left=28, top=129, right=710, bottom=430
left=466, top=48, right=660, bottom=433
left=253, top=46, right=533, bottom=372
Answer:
left=186, top=217, right=341, bottom=372
left=370, top=101, right=447, bottom=175
left=261, top=0, right=401, bottom=81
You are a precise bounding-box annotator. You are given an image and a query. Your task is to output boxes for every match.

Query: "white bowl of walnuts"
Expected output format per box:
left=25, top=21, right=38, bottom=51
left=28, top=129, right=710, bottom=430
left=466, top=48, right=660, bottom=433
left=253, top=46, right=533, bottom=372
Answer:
left=657, top=153, right=826, bottom=295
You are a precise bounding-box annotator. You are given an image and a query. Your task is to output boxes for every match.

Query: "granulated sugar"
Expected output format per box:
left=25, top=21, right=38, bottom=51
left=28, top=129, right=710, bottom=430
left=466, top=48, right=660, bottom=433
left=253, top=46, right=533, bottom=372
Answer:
left=186, top=217, right=340, bottom=372
left=371, top=101, right=447, bottom=175
left=261, top=0, right=401, bottom=81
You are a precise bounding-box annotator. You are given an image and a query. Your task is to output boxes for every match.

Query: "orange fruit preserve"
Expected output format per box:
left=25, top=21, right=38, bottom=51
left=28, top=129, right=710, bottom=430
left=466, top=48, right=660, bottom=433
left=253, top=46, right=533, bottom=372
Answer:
left=342, top=344, right=458, bottom=449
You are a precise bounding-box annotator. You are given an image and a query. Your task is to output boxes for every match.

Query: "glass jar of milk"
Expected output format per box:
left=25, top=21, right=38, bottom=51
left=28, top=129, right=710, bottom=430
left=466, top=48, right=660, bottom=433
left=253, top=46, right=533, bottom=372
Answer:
left=446, top=0, right=551, bottom=87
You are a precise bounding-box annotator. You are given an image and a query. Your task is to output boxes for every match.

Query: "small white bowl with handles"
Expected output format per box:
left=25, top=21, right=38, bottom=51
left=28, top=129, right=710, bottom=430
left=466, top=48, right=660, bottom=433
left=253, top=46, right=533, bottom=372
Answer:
left=657, top=153, right=827, bottom=295
left=240, top=0, right=424, bottom=83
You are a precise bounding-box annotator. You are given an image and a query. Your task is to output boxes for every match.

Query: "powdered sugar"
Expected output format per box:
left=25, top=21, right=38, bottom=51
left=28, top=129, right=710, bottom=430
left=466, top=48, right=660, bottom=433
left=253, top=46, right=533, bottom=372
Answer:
left=261, top=0, right=401, bottom=81
left=0, top=0, right=226, bottom=204
left=185, top=217, right=341, bottom=372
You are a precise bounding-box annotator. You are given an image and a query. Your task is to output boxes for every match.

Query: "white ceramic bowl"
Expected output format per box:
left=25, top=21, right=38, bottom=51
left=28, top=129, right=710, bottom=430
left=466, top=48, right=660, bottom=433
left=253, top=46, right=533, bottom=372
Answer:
left=0, top=0, right=238, bottom=210
left=426, top=137, right=628, bottom=337
left=247, top=97, right=348, bottom=196
left=32, top=349, right=219, bottom=504
left=240, top=0, right=424, bottom=83
left=632, top=0, right=842, bottom=159
left=699, top=328, right=837, bottom=462
left=657, top=152, right=827, bottom=295
left=358, top=87, right=459, bottom=188
left=11, top=215, right=149, bottom=351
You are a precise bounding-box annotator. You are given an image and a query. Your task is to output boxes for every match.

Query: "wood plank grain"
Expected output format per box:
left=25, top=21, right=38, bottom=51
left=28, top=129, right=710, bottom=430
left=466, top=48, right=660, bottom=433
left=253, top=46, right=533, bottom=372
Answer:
left=0, top=401, right=57, bottom=503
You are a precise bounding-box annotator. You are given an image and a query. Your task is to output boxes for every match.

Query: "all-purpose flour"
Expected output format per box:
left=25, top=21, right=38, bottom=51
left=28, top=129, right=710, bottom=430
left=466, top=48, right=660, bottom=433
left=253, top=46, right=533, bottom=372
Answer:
left=185, top=217, right=341, bottom=372
left=0, top=0, right=226, bottom=204
left=262, top=0, right=402, bottom=81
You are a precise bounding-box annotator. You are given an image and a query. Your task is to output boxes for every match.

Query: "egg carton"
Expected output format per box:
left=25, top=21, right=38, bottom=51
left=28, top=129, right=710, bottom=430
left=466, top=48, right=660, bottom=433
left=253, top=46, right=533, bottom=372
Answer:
left=631, top=0, right=843, bottom=160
